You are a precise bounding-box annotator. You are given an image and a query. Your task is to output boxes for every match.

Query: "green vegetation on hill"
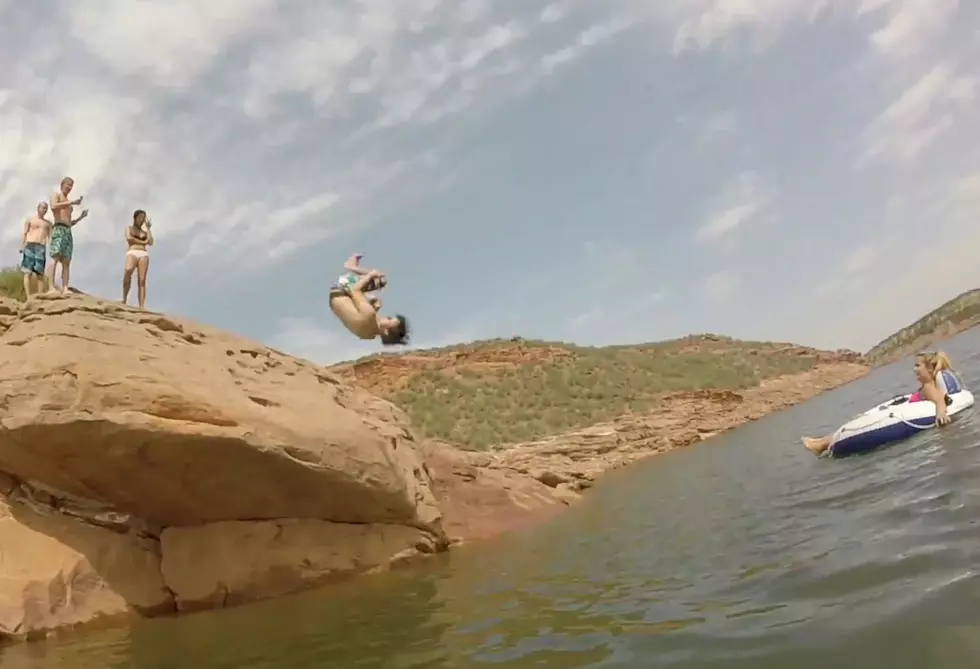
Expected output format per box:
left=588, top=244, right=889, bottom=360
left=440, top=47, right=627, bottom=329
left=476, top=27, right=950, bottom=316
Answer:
left=383, top=338, right=823, bottom=449
left=0, top=267, right=26, bottom=301
left=866, top=288, right=980, bottom=363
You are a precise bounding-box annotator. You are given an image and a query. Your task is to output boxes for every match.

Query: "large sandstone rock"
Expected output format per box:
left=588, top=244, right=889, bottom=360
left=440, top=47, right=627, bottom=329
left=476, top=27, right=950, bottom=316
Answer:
left=0, top=295, right=442, bottom=531
left=0, top=493, right=172, bottom=641
left=0, top=294, right=453, bottom=640
left=160, top=519, right=441, bottom=611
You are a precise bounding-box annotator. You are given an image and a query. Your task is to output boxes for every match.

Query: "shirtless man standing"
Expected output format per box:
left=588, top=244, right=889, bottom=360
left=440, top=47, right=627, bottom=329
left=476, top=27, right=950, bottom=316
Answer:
left=47, top=176, right=89, bottom=294
left=19, top=202, right=54, bottom=296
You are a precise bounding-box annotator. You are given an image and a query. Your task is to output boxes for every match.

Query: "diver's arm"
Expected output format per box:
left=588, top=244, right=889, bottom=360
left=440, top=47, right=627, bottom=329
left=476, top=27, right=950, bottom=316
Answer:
left=348, top=271, right=383, bottom=315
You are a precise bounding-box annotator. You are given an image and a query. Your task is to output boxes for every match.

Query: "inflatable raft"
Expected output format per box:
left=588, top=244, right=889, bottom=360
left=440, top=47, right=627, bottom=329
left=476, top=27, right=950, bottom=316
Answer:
left=827, top=369, right=974, bottom=458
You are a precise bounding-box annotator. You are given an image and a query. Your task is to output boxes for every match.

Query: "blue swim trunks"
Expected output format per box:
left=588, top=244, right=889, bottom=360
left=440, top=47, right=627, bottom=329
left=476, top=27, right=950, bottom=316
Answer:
left=20, top=242, right=46, bottom=276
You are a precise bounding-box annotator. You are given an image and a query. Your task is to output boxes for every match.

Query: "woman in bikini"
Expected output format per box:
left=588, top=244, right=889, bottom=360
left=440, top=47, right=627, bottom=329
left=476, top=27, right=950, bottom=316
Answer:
left=801, top=350, right=955, bottom=456
left=123, top=209, right=154, bottom=308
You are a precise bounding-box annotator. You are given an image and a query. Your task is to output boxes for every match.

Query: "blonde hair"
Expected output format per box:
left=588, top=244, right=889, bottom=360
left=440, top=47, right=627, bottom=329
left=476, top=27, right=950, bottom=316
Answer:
left=917, top=350, right=953, bottom=373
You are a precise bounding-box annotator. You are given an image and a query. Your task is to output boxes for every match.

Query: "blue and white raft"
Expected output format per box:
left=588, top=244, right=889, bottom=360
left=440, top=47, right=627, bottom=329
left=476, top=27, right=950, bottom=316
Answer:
left=827, top=370, right=974, bottom=458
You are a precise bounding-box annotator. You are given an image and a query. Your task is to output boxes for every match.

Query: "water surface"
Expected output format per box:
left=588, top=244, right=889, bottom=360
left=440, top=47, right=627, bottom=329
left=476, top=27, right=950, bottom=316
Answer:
left=6, top=330, right=980, bottom=667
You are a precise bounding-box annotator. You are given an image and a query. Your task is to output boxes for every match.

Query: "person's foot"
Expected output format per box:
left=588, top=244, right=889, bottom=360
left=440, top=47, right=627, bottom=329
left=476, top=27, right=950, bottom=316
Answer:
left=801, top=437, right=826, bottom=455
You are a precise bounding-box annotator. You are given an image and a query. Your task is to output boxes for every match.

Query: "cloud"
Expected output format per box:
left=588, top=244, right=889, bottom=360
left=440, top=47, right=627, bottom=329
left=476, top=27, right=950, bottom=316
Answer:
left=813, top=241, right=887, bottom=298
left=539, top=2, right=568, bottom=24
left=702, top=271, right=740, bottom=301
left=862, top=0, right=961, bottom=60
left=538, top=15, right=634, bottom=74
left=0, top=1, right=629, bottom=298
left=656, top=0, right=833, bottom=54
left=64, top=0, right=278, bottom=89
left=2, top=0, right=979, bottom=360
left=808, top=168, right=980, bottom=349
left=697, top=110, right=737, bottom=144
left=566, top=288, right=670, bottom=342
left=859, top=63, right=976, bottom=164
left=695, top=172, right=770, bottom=244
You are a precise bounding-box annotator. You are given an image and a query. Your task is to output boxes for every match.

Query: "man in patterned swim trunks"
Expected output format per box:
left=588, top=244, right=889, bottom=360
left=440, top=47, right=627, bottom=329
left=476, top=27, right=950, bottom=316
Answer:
left=19, top=202, right=54, bottom=296
left=47, top=176, right=89, bottom=295
left=328, top=253, right=409, bottom=345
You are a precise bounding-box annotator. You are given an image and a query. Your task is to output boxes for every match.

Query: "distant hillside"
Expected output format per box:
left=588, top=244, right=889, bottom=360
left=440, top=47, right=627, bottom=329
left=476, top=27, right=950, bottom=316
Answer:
left=866, top=288, right=980, bottom=364
left=330, top=335, right=863, bottom=450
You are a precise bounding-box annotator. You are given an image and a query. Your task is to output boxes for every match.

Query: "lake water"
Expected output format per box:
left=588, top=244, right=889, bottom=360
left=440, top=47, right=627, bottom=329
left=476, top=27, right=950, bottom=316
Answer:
left=6, top=329, right=980, bottom=668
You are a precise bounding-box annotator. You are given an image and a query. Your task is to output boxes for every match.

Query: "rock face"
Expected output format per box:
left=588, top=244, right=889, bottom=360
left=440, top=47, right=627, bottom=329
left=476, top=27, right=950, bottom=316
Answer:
left=0, top=482, right=173, bottom=641
left=0, top=294, right=448, bottom=640
left=421, top=441, right=575, bottom=543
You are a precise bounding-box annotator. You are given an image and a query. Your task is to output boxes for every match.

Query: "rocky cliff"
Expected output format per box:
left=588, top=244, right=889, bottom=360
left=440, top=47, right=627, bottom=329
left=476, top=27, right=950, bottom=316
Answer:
left=0, top=295, right=569, bottom=642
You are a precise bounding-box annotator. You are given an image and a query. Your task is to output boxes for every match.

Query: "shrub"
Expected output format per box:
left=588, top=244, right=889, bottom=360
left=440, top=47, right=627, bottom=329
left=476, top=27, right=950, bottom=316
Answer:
left=0, top=267, right=26, bottom=301
left=384, top=339, right=822, bottom=450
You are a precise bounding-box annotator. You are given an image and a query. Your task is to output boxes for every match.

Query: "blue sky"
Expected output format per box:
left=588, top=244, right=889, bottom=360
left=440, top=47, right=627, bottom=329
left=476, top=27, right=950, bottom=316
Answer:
left=2, top=0, right=979, bottom=364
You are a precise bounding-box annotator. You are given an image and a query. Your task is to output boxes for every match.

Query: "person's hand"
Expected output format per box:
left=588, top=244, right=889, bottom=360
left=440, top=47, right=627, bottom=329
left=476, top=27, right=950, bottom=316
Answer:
left=937, top=412, right=951, bottom=425
left=80, top=209, right=89, bottom=218
left=72, top=196, right=83, bottom=205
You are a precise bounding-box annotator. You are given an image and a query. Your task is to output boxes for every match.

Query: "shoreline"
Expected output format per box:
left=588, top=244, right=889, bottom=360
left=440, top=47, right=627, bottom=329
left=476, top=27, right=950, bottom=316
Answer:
left=425, top=360, right=871, bottom=545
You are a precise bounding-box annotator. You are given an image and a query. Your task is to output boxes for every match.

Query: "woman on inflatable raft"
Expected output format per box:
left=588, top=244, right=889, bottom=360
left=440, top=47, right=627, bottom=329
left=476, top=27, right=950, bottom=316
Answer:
left=802, top=351, right=966, bottom=457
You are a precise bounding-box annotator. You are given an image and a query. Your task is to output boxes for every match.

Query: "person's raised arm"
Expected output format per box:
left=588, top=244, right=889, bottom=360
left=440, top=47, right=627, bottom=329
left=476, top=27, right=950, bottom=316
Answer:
left=347, top=270, right=383, bottom=315
left=144, top=224, right=154, bottom=246
left=69, top=209, right=89, bottom=226
left=50, top=193, right=81, bottom=211
left=922, top=382, right=950, bottom=424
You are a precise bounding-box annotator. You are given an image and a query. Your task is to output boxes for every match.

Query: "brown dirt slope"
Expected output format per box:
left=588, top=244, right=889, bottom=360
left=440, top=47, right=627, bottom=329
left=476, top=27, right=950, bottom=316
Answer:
left=865, top=288, right=980, bottom=365
left=330, top=335, right=865, bottom=449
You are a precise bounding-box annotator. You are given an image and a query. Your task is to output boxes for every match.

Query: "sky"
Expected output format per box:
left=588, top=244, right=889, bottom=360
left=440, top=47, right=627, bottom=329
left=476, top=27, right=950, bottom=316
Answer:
left=1, top=0, right=979, bottom=364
